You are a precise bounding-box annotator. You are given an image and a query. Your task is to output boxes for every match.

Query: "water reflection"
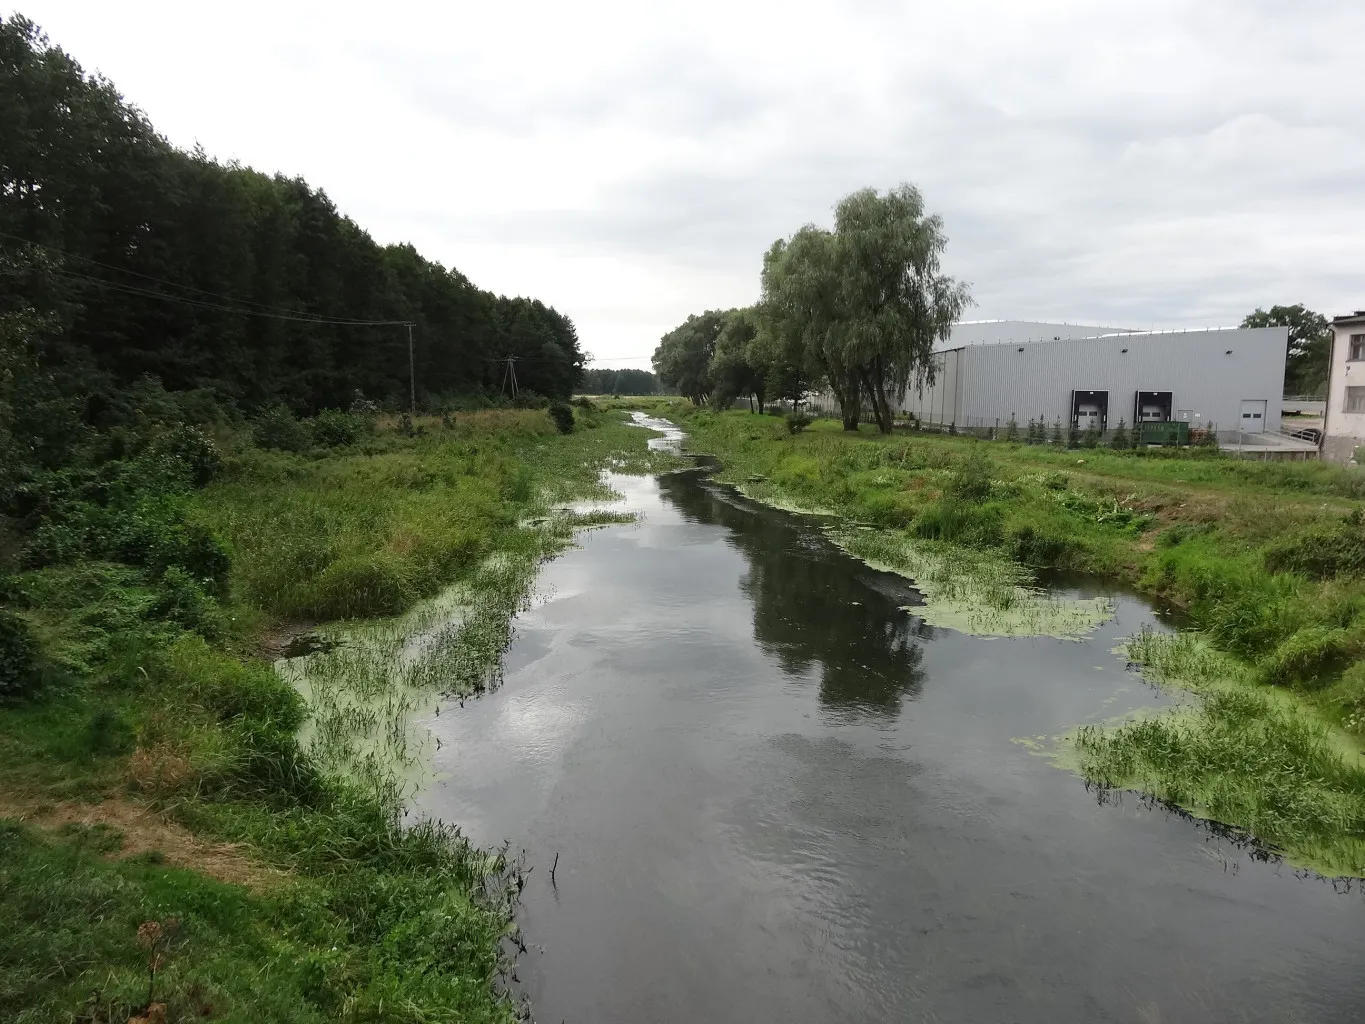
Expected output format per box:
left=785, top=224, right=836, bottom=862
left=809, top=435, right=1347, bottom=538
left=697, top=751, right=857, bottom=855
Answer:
left=658, top=471, right=927, bottom=719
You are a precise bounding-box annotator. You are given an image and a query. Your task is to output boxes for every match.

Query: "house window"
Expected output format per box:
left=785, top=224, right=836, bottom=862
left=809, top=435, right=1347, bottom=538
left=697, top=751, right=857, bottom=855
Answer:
left=1346, top=387, right=1365, bottom=413
left=1350, top=334, right=1365, bottom=361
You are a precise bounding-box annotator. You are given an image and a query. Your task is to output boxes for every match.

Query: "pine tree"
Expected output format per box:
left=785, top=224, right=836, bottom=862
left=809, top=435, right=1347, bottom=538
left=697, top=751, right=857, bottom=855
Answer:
left=1005, top=416, right=1019, bottom=443
left=1050, top=419, right=1063, bottom=445
left=1083, top=424, right=1100, bottom=448
left=1067, top=421, right=1081, bottom=448
left=1110, top=418, right=1130, bottom=450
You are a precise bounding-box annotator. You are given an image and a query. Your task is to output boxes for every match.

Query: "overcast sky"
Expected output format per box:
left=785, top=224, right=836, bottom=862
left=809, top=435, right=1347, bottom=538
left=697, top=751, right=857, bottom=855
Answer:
left=20, top=1, right=1365, bottom=366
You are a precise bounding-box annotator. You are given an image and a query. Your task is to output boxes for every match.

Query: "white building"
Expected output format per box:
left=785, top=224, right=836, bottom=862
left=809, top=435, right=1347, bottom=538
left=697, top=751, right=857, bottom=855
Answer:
left=1322, top=310, right=1365, bottom=462
left=898, top=320, right=1288, bottom=438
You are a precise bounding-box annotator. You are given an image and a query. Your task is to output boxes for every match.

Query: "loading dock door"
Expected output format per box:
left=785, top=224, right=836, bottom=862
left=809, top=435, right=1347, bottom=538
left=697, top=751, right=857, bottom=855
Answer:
left=1071, top=390, right=1109, bottom=432
left=1134, top=391, right=1172, bottom=423
left=1239, top=400, right=1267, bottom=433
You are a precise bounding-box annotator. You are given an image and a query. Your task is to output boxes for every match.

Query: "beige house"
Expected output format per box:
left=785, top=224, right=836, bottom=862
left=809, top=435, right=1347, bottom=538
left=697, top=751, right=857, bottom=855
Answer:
left=1323, top=310, right=1365, bottom=462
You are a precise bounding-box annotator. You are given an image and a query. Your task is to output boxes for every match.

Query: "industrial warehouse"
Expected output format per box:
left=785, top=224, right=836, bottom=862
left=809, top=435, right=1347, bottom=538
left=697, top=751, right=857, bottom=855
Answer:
left=895, top=320, right=1290, bottom=441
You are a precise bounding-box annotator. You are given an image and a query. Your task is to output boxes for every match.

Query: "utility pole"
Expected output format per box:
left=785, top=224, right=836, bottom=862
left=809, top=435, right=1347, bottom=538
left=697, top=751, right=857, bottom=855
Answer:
left=501, top=355, right=519, bottom=400
left=407, top=322, right=416, bottom=418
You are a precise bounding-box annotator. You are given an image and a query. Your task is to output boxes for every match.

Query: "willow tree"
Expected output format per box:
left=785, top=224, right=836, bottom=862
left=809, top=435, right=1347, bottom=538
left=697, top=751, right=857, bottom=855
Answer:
left=761, top=185, right=970, bottom=432
left=652, top=310, right=725, bottom=405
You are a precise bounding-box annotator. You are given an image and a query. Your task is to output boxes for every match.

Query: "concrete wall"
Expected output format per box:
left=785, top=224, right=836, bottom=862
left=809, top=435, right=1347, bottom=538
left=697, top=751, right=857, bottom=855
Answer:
left=1323, top=317, right=1365, bottom=462
left=907, top=326, right=1287, bottom=433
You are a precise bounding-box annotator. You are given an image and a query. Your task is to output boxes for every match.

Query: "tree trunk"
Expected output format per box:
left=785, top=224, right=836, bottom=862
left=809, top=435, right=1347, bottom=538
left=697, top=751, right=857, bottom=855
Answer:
left=859, top=366, right=894, bottom=434
left=872, top=359, right=896, bottom=435
left=831, top=367, right=861, bottom=431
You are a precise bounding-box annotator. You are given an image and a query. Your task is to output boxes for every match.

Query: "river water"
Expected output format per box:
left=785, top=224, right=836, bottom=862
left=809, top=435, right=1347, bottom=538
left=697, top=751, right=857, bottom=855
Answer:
left=415, top=421, right=1365, bottom=1023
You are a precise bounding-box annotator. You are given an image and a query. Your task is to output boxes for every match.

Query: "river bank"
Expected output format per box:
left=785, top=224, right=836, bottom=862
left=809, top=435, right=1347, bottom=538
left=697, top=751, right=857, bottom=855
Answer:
left=663, top=401, right=1365, bottom=874
left=0, top=406, right=677, bottom=1021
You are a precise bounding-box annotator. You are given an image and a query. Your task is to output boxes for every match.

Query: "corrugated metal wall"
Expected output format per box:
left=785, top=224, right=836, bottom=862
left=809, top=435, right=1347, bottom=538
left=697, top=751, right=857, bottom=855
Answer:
left=960, top=327, right=1286, bottom=433
left=904, top=327, right=1286, bottom=433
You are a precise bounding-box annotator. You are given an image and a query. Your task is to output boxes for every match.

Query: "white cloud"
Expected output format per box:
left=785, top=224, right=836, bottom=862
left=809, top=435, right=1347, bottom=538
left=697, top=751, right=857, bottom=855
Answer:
left=20, top=0, right=1365, bottom=363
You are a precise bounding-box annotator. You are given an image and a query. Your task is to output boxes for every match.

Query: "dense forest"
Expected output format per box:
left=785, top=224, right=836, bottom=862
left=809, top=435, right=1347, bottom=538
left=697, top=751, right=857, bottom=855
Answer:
left=578, top=367, right=659, bottom=395
left=1, top=14, right=584, bottom=491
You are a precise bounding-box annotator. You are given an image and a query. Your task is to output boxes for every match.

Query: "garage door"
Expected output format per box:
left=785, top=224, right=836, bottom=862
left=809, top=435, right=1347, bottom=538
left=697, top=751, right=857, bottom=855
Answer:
left=1239, top=399, right=1267, bottom=434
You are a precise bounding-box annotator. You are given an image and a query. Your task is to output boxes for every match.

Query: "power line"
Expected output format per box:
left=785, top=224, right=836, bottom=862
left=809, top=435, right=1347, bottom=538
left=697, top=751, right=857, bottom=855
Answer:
left=3, top=229, right=411, bottom=325
left=51, top=268, right=411, bottom=325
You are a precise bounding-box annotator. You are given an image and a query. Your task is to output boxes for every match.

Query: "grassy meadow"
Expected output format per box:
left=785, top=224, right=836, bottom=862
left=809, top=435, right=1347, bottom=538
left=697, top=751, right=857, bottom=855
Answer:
left=0, top=404, right=676, bottom=1022
left=665, top=402, right=1365, bottom=874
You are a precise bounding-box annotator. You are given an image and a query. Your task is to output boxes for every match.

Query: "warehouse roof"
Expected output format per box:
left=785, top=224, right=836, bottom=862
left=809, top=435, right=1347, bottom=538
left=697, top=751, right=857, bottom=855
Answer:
left=936, top=321, right=1256, bottom=353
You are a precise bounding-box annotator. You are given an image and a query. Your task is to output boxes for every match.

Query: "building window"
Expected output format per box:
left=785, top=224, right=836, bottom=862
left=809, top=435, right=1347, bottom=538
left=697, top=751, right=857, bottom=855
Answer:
left=1346, top=387, right=1365, bottom=413
left=1350, top=334, right=1365, bottom=361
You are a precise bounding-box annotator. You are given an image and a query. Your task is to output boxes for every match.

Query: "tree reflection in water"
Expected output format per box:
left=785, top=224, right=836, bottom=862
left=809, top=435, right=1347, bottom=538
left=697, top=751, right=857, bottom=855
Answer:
left=657, top=470, right=929, bottom=719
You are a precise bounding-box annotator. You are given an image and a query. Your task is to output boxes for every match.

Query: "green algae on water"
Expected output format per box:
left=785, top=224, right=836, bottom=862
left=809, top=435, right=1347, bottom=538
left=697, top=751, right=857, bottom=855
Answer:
left=836, top=529, right=1115, bottom=640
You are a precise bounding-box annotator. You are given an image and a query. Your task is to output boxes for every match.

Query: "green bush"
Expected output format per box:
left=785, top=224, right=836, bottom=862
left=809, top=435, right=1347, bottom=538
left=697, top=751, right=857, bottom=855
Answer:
left=785, top=412, right=811, bottom=434
left=148, top=424, right=223, bottom=487
left=307, top=553, right=411, bottom=620
left=1259, top=626, right=1355, bottom=688
left=547, top=402, right=575, bottom=435
left=945, top=449, right=993, bottom=503
left=1008, top=524, right=1076, bottom=567
left=0, top=610, right=39, bottom=699
left=1265, top=515, right=1365, bottom=580
left=309, top=409, right=370, bottom=447
left=915, top=497, right=1004, bottom=547
left=252, top=406, right=311, bottom=452
left=859, top=490, right=915, bottom=528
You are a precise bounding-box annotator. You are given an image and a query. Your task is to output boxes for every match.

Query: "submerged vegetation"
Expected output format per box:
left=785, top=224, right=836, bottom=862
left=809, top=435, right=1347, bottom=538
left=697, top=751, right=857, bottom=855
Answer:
left=669, top=402, right=1365, bottom=873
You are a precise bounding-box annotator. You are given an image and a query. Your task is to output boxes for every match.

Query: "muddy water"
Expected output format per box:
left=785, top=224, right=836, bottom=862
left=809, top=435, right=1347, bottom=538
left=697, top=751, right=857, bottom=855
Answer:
left=416, top=435, right=1365, bottom=1023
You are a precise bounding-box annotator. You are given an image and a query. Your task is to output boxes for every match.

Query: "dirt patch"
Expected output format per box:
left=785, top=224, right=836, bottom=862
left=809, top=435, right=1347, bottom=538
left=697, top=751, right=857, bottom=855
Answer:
left=255, top=618, right=321, bottom=661
left=0, top=795, right=284, bottom=891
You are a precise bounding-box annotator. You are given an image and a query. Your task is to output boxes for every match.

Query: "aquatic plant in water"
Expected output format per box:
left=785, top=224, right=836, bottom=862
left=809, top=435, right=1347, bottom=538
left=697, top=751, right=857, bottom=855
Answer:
left=1073, top=628, right=1365, bottom=876
left=278, top=508, right=636, bottom=807
left=837, top=529, right=1114, bottom=639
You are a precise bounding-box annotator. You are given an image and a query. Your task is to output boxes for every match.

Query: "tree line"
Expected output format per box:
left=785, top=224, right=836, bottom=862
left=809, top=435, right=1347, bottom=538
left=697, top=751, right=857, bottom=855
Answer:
left=1, top=14, right=585, bottom=490
left=578, top=367, right=659, bottom=395
left=653, top=185, right=970, bottom=432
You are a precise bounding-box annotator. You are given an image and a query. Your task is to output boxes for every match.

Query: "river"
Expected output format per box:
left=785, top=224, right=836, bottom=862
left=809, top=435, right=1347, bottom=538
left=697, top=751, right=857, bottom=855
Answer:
left=414, top=417, right=1365, bottom=1023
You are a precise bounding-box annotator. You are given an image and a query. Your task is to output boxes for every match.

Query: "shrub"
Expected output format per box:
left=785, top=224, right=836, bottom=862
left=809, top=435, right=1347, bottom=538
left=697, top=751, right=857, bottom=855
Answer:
left=1265, top=516, right=1365, bottom=580
left=148, top=424, right=223, bottom=487
left=785, top=412, right=811, bottom=434
left=307, top=553, right=411, bottom=620
left=1008, top=524, right=1076, bottom=567
left=1043, top=472, right=1069, bottom=490
left=1259, top=626, right=1355, bottom=688
left=548, top=402, right=575, bottom=435
left=252, top=406, right=311, bottom=452
left=915, top=497, right=1004, bottom=546
left=859, top=490, right=915, bottom=528
left=149, top=566, right=225, bottom=637
left=310, top=409, right=370, bottom=447
left=945, top=449, right=993, bottom=503
left=0, top=610, right=39, bottom=699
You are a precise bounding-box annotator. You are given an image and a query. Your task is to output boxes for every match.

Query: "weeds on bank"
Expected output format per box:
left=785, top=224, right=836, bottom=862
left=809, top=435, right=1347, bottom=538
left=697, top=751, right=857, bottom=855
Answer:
left=0, top=405, right=670, bottom=1020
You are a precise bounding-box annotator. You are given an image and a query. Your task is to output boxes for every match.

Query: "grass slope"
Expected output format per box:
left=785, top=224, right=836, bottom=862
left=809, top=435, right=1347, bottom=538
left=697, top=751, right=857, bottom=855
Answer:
left=0, top=406, right=675, bottom=1022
